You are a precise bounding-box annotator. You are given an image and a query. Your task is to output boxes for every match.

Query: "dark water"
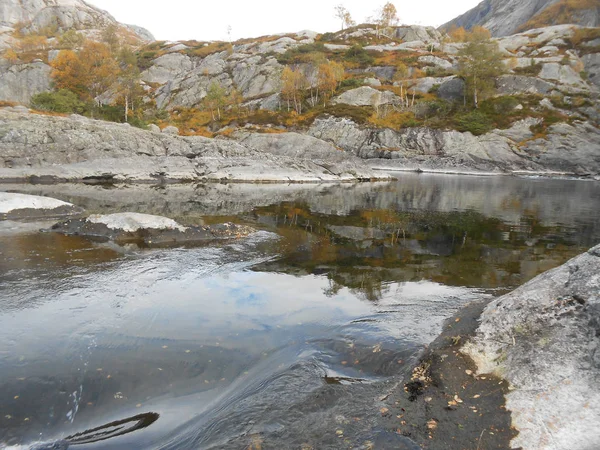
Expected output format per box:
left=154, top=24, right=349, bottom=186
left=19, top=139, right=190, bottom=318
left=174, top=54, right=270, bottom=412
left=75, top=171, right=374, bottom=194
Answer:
left=1, top=174, right=599, bottom=449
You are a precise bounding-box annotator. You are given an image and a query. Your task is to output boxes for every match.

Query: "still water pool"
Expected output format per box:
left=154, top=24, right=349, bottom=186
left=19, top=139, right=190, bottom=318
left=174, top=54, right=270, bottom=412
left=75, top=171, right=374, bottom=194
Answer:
left=1, top=174, right=599, bottom=449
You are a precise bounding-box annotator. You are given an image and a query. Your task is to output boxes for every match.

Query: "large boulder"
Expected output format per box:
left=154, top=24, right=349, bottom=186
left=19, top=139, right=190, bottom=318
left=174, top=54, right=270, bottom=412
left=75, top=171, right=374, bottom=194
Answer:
left=394, top=26, right=442, bottom=43
left=332, top=86, right=401, bottom=107
left=437, top=77, right=465, bottom=102
left=417, top=55, right=453, bottom=70
left=141, top=53, right=194, bottom=85
left=463, top=245, right=600, bottom=449
left=232, top=131, right=382, bottom=180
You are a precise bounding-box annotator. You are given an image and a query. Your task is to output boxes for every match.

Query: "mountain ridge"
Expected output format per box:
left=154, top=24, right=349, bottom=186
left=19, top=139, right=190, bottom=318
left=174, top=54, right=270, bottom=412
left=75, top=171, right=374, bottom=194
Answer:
left=442, top=0, right=599, bottom=37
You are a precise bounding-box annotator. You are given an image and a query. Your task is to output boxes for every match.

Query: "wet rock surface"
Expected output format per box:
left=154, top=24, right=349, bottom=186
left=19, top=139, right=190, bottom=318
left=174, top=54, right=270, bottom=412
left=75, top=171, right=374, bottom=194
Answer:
left=463, top=244, right=600, bottom=449
left=0, top=191, right=82, bottom=219
left=50, top=212, right=256, bottom=247
left=378, top=300, right=516, bottom=449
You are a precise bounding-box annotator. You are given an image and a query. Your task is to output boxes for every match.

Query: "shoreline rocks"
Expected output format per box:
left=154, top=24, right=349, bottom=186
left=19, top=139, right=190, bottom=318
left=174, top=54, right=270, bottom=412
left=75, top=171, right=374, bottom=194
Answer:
left=0, top=191, right=82, bottom=219
left=0, top=109, right=386, bottom=184
left=463, top=244, right=600, bottom=449
left=50, top=212, right=256, bottom=247
left=309, top=116, right=600, bottom=177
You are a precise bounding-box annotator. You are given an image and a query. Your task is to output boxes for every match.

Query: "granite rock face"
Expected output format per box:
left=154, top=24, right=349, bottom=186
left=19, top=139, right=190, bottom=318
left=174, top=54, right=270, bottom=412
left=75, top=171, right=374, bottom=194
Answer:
left=0, top=109, right=384, bottom=183
left=308, top=115, right=600, bottom=176
left=0, top=61, right=51, bottom=104
left=463, top=245, right=600, bottom=450
left=442, top=0, right=562, bottom=37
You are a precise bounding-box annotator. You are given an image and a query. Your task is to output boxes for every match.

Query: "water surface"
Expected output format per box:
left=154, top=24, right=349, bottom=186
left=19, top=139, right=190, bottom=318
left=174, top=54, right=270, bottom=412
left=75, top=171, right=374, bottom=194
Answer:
left=1, top=174, right=599, bottom=449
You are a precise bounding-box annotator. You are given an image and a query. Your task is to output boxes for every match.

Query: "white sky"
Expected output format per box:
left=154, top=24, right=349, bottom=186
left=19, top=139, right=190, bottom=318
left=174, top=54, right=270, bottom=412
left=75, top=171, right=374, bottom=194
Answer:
left=87, top=0, right=482, bottom=42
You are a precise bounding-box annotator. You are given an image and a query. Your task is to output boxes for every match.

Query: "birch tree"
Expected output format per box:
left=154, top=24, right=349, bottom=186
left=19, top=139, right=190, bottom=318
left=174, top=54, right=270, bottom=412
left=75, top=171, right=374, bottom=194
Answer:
left=458, top=29, right=504, bottom=108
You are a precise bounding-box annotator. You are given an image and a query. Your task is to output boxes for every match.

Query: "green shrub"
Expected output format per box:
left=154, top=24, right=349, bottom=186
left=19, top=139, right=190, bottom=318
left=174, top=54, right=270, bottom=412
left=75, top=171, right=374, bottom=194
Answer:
left=454, top=110, right=494, bottom=135
left=319, top=32, right=336, bottom=42
left=339, top=78, right=363, bottom=89
left=513, top=63, right=543, bottom=76
left=343, top=45, right=375, bottom=66
left=417, top=100, right=453, bottom=119
left=483, top=96, right=520, bottom=115
left=30, top=89, right=86, bottom=114
left=277, top=43, right=327, bottom=64
left=320, top=104, right=372, bottom=124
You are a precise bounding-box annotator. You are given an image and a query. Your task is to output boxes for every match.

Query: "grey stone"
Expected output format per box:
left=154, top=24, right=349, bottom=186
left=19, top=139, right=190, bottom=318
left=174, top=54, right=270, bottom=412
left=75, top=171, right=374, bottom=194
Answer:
left=125, top=24, right=154, bottom=42
left=394, top=26, right=442, bottom=43
left=141, top=53, right=193, bottom=85
left=0, top=61, right=51, bottom=104
left=364, top=77, right=381, bottom=87
left=308, top=115, right=600, bottom=176
left=463, top=246, right=600, bottom=449
left=583, top=53, right=600, bottom=88
left=324, top=44, right=350, bottom=51
left=437, top=77, right=465, bottom=102
left=332, top=86, right=401, bottom=107
left=539, top=62, right=588, bottom=87
left=161, top=126, right=179, bottom=135
left=48, top=49, right=60, bottom=62
left=496, top=75, right=555, bottom=95
left=0, top=109, right=386, bottom=183
left=147, top=124, right=160, bottom=133
left=366, top=66, right=396, bottom=81
left=418, top=55, right=453, bottom=70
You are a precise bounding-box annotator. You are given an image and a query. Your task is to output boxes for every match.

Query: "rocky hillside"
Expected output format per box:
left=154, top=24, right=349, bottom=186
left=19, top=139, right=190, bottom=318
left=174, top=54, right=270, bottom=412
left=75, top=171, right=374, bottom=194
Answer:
left=0, top=1, right=599, bottom=178
left=0, top=0, right=153, bottom=50
left=443, top=0, right=599, bottom=37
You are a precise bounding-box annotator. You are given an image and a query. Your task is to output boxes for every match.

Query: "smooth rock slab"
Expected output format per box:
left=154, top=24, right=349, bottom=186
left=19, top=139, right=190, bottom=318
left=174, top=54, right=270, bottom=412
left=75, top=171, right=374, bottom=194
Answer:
left=0, top=192, right=82, bottom=219
left=463, top=244, right=600, bottom=450
left=51, top=213, right=256, bottom=247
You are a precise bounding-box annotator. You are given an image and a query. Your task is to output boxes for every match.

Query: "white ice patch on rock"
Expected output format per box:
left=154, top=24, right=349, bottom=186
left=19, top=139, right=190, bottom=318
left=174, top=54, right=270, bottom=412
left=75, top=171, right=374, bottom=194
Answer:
left=86, top=213, right=187, bottom=233
left=0, top=192, right=72, bottom=213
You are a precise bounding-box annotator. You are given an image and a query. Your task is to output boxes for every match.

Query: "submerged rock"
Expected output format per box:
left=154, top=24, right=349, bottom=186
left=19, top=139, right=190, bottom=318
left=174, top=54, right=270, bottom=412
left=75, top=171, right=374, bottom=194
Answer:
left=0, top=192, right=82, bottom=219
left=51, top=212, right=256, bottom=247
left=463, top=244, right=600, bottom=450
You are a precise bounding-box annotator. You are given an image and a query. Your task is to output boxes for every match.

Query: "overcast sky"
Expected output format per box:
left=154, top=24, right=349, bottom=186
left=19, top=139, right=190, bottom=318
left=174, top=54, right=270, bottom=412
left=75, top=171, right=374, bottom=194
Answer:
left=88, top=0, right=481, bottom=42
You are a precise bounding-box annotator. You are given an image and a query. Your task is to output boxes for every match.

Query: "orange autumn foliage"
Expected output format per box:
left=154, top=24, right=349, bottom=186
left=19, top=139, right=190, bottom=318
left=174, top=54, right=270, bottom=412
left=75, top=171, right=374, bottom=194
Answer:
left=51, top=42, right=119, bottom=103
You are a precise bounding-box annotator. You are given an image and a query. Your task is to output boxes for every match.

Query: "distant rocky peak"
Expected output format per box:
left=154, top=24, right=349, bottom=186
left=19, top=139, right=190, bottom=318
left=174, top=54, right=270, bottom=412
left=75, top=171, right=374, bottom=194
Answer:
left=441, top=0, right=598, bottom=37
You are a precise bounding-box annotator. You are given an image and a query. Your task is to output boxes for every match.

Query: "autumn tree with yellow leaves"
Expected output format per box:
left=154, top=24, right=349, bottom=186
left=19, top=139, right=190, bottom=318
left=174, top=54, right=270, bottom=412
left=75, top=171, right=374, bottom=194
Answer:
left=281, top=66, right=308, bottom=114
